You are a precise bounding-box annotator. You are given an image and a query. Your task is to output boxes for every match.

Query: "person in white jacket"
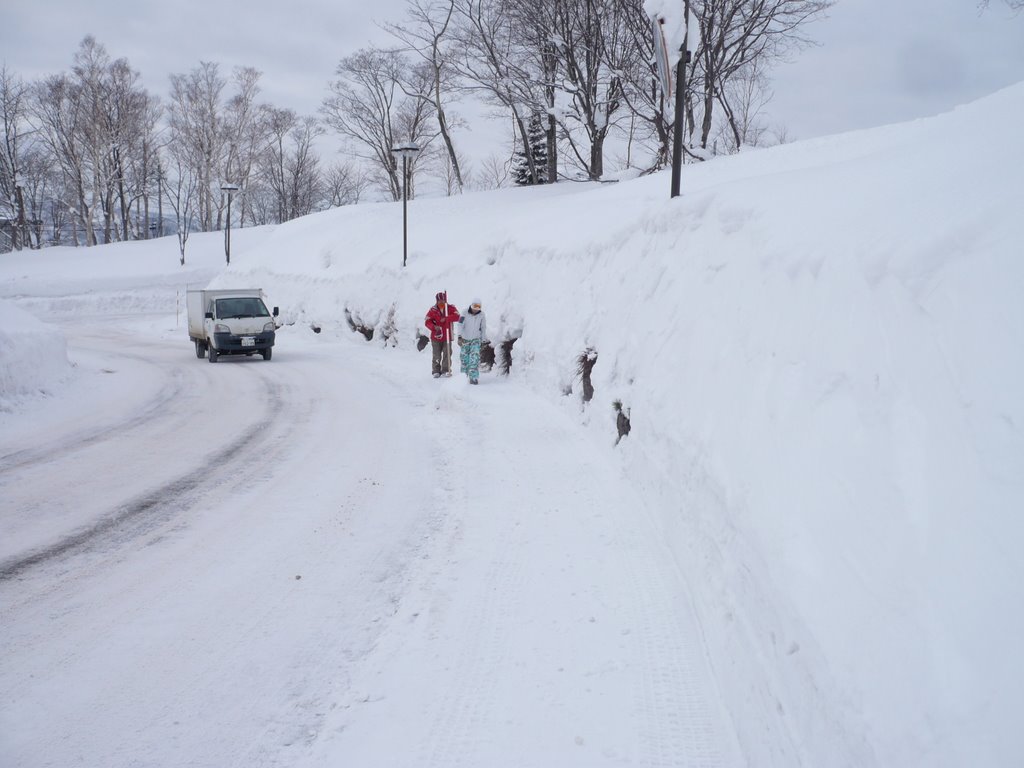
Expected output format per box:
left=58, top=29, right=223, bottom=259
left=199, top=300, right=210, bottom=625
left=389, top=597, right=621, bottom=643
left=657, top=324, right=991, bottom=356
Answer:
left=457, top=298, right=488, bottom=385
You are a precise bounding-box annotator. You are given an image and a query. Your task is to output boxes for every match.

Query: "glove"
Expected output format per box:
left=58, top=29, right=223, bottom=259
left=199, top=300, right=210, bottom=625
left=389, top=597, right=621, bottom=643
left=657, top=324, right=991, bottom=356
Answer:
left=457, top=338, right=465, bottom=347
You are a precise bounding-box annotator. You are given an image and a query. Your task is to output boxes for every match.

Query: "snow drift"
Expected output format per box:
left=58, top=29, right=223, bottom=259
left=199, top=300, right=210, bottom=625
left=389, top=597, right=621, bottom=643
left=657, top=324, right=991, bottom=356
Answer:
left=218, top=82, right=1024, bottom=767
left=0, top=299, right=73, bottom=411
left=2, top=82, right=1021, bottom=767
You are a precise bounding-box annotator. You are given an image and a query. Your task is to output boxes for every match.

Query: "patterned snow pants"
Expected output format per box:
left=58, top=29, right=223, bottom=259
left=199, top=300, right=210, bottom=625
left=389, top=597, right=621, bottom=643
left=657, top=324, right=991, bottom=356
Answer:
left=460, top=338, right=481, bottom=383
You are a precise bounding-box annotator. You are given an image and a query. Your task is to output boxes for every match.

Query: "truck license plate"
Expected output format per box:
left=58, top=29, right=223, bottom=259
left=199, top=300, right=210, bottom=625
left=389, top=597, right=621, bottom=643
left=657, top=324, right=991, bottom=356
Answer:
left=241, top=336, right=255, bottom=347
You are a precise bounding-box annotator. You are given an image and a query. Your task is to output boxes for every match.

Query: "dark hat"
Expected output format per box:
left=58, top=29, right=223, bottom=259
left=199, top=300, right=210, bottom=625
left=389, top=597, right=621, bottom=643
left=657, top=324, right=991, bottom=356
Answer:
left=435, top=291, right=447, bottom=303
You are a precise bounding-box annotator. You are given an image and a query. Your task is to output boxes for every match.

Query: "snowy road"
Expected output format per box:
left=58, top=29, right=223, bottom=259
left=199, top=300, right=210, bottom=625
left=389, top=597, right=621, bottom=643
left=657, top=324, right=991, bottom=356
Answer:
left=1, top=316, right=740, bottom=767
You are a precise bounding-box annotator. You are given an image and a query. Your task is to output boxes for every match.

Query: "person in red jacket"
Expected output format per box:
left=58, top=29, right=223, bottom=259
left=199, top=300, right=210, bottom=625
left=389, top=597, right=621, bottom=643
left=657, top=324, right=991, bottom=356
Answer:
left=424, top=291, right=460, bottom=377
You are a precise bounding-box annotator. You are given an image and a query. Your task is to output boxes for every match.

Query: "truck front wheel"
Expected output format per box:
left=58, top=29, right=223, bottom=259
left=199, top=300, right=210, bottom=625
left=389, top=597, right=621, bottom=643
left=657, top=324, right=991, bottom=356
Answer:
left=208, top=344, right=218, bottom=363
left=195, top=340, right=207, bottom=359
left=262, top=348, right=272, bottom=361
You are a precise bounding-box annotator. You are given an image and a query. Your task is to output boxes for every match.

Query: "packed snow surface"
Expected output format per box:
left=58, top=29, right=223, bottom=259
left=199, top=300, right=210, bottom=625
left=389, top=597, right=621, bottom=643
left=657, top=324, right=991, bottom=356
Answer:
left=1, top=83, right=1022, bottom=767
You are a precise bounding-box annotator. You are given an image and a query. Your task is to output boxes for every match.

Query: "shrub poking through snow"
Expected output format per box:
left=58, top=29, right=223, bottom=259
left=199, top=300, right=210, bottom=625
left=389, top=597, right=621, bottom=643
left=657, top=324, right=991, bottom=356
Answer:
left=480, top=341, right=496, bottom=371
left=576, top=347, right=598, bottom=403
left=344, top=308, right=374, bottom=341
left=499, top=336, right=518, bottom=375
left=379, top=305, right=399, bottom=347
left=613, top=399, right=631, bottom=445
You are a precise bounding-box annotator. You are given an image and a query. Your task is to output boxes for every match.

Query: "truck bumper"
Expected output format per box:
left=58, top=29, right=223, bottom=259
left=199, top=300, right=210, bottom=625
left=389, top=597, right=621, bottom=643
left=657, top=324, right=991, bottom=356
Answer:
left=212, top=330, right=275, bottom=354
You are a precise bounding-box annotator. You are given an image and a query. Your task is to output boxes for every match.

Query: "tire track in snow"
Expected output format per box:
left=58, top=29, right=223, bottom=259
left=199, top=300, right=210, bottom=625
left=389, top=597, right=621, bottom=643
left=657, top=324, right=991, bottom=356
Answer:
left=410, top=382, right=740, bottom=767
left=0, top=346, right=188, bottom=475
left=0, top=342, right=435, bottom=767
left=418, top=387, right=527, bottom=768
left=0, top=376, right=289, bottom=581
left=230, top=367, right=479, bottom=766
left=620, top=534, right=730, bottom=766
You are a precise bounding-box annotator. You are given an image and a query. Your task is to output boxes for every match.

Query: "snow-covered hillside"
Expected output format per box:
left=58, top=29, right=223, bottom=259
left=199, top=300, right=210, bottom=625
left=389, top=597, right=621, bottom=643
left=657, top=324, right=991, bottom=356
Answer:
left=2, top=82, right=1022, bottom=767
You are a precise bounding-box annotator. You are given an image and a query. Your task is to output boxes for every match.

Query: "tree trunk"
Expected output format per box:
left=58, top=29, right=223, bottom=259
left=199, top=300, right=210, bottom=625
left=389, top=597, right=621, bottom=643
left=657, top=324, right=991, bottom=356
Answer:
left=547, top=115, right=558, bottom=183
left=513, top=111, right=538, bottom=188
left=590, top=135, right=604, bottom=179
left=435, top=87, right=463, bottom=192
left=701, top=84, right=715, bottom=149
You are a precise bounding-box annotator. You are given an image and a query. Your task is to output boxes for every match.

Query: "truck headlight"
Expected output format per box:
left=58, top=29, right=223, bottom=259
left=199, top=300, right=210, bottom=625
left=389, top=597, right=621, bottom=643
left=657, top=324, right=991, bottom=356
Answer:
left=263, top=322, right=275, bottom=332
left=214, top=323, right=230, bottom=333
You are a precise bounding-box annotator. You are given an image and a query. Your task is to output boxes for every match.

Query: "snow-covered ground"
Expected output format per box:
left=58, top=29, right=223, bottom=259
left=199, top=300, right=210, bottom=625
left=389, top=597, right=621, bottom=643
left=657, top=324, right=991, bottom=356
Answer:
left=1, top=83, right=1022, bottom=767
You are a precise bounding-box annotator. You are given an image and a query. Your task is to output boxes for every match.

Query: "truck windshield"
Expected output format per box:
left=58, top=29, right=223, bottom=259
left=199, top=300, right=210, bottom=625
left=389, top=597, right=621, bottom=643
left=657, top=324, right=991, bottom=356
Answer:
left=215, top=298, right=270, bottom=319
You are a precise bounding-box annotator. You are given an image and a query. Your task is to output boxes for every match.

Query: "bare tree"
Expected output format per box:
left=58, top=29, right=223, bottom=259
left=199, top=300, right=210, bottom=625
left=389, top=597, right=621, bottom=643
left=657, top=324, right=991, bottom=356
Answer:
left=387, top=0, right=466, bottom=192
left=715, top=57, right=772, bottom=152
left=168, top=64, right=273, bottom=233
left=454, top=0, right=630, bottom=181
left=613, top=0, right=675, bottom=170
left=610, top=0, right=831, bottom=167
left=260, top=108, right=324, bottom=221
left=166, top=152, right=198, bottom=265
left=33, top=72, right=97, bottom=246
left=26, top=37, right=157, bottom=247
left=769, top=123, right=791, bottom=145
left=101, top=56, right=151, bottom=242
left=129, top=94, right=163, bottom=239
left=221, top=66, right=270, bottom=227
left=437, top=144, right=473, bottom=195
left=261, top=106, right=295, bottom=221
left=450, top=0, right=544, bottom=185
left=502, top=0, right=565, bottom=182
left=978, top=0, right=1024, bottom=11
left=168, top=62, right=226, bottom=231
left=693, top=0, right=834, bottom=150
left=321, top=47, right=435, bottom=201
left=17, top=147, right=55, bottom=248
left=1, top=66, right=32, bottom=250
left=68, top=36, right=144, bottom=245
left=553, top=0, right=632, bottom=179
left=323, top=162, right=371, bottom=207
left=474, top=151, right=512, bottom=189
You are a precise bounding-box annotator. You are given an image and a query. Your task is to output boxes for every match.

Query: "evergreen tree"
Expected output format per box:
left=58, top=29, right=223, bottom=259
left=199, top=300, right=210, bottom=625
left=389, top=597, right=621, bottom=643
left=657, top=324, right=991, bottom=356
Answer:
left=512, top=113, right=548, bottom=186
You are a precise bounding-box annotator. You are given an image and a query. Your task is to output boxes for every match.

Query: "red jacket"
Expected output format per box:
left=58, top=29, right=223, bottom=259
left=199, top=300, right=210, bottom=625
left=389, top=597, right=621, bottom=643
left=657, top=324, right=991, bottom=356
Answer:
left=425, top=303, right=460, bottom=342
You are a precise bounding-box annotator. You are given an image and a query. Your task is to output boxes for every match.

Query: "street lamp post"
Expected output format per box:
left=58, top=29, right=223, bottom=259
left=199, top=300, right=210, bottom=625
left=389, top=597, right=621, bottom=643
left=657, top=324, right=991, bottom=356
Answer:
left=220, top=183, right=239, bottom=264
left=390, top=143, right=420, bottom=268
left=156, top=166, right=164, bottom=238
left=670, top=0, right=692, bottom=199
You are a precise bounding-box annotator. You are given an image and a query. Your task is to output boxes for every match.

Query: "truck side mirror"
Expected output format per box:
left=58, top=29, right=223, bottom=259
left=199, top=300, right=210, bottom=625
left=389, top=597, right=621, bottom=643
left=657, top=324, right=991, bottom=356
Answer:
left=273, top=307, right=279, bottom=317
left=205, top=312, right=213, bottom=320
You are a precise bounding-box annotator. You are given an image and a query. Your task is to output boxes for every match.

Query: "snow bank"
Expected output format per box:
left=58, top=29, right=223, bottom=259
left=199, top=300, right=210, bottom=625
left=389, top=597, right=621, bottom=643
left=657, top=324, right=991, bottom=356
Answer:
left=1, top=81, right=1022, bottom=767
left=218, top=83, right=1024, bottom=767
left=0, top=299, right=73, bottom=411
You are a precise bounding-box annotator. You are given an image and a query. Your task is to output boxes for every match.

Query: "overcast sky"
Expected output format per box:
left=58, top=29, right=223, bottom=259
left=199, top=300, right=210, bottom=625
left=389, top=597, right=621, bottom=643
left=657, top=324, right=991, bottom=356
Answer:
left=4, top=0, right=1024, bottom=154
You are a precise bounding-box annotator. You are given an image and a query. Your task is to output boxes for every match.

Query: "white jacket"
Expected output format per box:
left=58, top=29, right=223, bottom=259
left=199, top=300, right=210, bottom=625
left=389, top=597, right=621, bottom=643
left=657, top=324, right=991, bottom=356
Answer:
left=459, top=310, right=487, bottom=342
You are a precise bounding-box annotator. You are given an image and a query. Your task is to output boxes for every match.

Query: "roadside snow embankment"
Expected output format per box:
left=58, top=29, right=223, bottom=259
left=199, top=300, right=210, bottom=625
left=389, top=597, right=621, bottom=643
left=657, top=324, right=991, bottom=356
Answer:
left=0, top=299, right=73, bottom=411
left=1, top=80, right=1021, bottom=768
left=212, top=83, right=1024, bottom=768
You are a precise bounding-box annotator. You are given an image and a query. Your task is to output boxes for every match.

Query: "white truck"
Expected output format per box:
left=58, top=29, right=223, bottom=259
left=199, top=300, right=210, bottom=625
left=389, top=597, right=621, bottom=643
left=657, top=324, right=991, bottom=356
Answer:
left=186, top=289, right=278, bottom=362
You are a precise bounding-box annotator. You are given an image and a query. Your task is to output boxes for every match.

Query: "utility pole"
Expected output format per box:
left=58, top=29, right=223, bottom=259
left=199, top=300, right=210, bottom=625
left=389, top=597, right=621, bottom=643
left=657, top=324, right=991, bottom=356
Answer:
left=391, top=143, right=421, bottom=268
left=671, top=0, right=692, bottom=199
left=156, top=166, right=164, bottom=237
left=221, top=183, right=239, bottom=264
